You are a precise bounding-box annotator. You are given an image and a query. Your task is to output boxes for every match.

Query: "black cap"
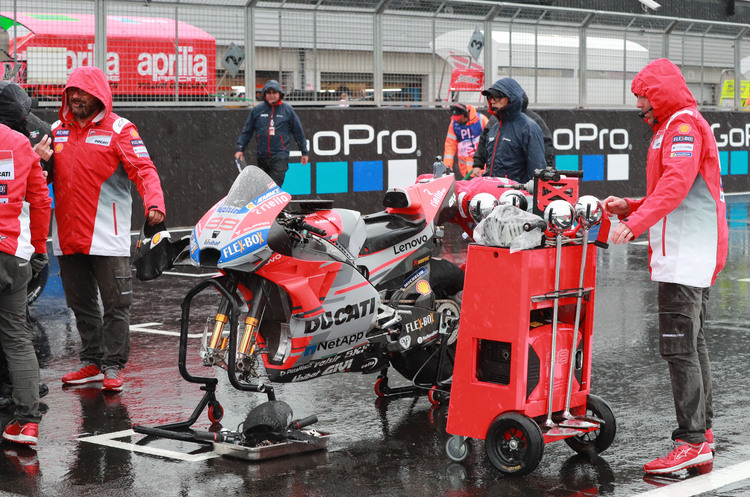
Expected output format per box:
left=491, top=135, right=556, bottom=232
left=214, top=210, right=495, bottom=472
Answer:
left=482, top=88, right=506, bottom=99
left=450, top=103, right=469, bottom=117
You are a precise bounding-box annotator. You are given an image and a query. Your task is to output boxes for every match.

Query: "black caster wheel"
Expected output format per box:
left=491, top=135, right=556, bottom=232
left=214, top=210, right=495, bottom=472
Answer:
left=446, top=435, right=469, bottom=462
left=485, top=413, right=544, bottom=476
left=564, top=394, right=616, bottom=455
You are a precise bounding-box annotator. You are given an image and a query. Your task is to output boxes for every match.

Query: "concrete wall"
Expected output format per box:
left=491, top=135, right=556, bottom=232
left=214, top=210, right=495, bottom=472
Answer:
left=36, top=107, right=750, bottom=228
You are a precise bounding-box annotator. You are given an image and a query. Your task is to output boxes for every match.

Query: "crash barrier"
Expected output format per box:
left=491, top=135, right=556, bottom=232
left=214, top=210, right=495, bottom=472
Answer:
left=34, top=107, right=750, bottom=228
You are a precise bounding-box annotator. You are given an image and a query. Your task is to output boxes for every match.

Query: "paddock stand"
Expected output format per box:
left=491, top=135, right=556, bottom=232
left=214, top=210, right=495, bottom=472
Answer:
left=133, top=277, right=276, bottom=444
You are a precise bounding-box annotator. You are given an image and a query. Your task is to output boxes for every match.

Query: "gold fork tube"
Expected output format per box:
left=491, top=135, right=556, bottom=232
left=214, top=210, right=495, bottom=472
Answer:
left=238, top=316, right=259, bottom=355
left=208, top=313, right=228, bottom=350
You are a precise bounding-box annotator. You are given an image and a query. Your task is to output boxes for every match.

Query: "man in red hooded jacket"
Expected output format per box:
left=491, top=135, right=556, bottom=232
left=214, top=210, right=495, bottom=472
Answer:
left=603, top=58, right=727, bottom=475
left=52, top=66, right=166, bottom=393
left=0, top=118, right=51, bottom=445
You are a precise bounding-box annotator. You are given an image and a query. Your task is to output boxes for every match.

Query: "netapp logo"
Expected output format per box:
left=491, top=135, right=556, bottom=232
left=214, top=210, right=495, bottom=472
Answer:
left=553, top=123, right=629, bottom=151
left=312, top=125, right=417, bottom=156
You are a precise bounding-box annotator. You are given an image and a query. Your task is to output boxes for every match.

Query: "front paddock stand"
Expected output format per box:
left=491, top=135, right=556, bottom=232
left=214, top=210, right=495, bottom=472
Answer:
left=373, top=368, right=452, bottom=405
left=133, top=276, right=275, bottom=444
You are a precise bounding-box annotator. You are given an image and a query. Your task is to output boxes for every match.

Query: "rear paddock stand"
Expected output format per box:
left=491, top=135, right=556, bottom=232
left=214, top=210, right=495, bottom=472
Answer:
left=133, top=277, right=276, bottom=443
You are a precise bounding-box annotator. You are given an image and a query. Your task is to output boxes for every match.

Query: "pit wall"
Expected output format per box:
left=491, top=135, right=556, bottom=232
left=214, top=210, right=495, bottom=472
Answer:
left=35, top=107, right=750, bottom=228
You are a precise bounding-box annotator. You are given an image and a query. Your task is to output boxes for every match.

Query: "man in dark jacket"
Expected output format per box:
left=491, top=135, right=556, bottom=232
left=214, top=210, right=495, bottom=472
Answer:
left=234, top=80, right=309, bottom=186
left=470, top=78, right=546, bottom=183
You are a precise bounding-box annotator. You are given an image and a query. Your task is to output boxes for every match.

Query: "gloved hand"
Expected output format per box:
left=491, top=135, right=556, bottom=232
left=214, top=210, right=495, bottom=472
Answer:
left=30, top=253, right=48, bottom=276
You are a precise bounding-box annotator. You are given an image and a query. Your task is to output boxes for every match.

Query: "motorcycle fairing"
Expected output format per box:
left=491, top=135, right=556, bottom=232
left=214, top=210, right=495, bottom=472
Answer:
left=189, top=166, right=291, bottom=270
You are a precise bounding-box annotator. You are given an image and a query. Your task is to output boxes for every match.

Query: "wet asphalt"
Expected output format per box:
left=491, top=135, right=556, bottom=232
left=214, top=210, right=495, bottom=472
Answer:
left=2, top=197, right=750, bottom=497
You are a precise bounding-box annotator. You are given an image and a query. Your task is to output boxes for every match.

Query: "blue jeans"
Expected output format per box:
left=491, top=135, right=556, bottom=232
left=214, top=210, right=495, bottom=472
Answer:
left=658, top=282, right=713, bottom=444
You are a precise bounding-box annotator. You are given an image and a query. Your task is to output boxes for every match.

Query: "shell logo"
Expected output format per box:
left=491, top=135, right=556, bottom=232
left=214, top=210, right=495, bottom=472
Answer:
left=678, top=124, right=691, bottom=134
left=130, top=129, right=139, bottom=138
left=152, top=233, right=162, bottom=245
left=54, top=144, right=64, bottom=153
left=416, top=280, right=431, bottom=295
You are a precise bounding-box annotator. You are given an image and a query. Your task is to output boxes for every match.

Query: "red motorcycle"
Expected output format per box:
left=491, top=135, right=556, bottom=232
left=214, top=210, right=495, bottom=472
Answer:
left=157, top=163, right=465, bottom=428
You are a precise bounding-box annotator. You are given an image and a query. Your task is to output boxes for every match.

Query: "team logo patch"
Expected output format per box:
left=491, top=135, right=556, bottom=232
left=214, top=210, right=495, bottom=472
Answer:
left=677, top=124, right=691, bottom=134
left=652, top=130, right=665, bottom=149
left=671, top=152, right=693, bottom=157
left=673, top=135, right=694, bottom=143
left=86, top=129, right=113, bottom=146
left=0, top=151, right=15, bottom=180
left=55, top=143, right=64, bottom=153
left=671, top=143, right=694, bottom=152
left=0, top=184, right=7, bottom=195
left=130, top=129, right=139, bottom=138
left=131, top=139, right=144, bottom=146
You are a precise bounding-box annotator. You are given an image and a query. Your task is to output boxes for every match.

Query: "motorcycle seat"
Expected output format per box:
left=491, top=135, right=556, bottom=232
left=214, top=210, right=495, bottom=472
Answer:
left=359, top=212, right=426, bottom=255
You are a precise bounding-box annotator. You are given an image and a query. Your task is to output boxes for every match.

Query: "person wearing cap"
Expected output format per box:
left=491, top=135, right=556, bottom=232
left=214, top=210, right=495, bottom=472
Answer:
left=52, top=66, right=166, bottom=393
left=443, top=103, right=489, bottom=180
left=603, top=58, right=726, bottom=475
left=0, top=83, right=52, bottom=445
left=472, top=78, right=546, bottom=183
left=234, top=80, right=309, bottom=186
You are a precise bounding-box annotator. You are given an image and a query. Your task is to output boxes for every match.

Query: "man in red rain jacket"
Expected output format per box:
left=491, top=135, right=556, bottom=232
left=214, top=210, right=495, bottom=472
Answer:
left=0, top=120, right=51, bottom=445
left=603, top=58, right=727, bottom=475
left=52, top=66, right=166, bottom=393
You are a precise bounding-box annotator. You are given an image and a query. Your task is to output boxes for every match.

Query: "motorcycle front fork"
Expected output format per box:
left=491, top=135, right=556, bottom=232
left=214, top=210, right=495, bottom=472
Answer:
left=203, top=278, right=266, bottom=372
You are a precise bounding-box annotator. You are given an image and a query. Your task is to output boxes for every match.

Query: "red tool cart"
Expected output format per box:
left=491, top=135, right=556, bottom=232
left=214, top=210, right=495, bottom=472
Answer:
left=444, top=238, right=616, bottom=476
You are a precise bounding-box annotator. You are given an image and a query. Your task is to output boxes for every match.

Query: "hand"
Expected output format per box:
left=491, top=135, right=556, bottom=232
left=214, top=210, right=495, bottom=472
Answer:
left=602, top=196, right=629, bottom=217
left=300, top=155, right=309, bottom=166
left=33, top=135, right=53, bottom=162
left=609, top=222, right=634, bottom=245
left=30, top=253, right=48, bottom=276
left=234, top=151, right=244, bottom=160
left=470, top=167, right=483, bottom=178
left=147, top=210, right=165, bottom=226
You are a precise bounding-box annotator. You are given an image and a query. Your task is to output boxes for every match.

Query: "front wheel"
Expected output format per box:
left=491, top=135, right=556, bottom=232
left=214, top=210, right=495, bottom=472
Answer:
left=446, top=435, right=469, bottom=462
left=485, top=413, right=544, bottom=476
left=564, top=395, right=616, bottom=455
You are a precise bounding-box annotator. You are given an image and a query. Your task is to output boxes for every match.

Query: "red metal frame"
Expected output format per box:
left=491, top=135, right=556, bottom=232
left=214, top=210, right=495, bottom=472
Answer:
left=446, top=242, right=598, bottom=444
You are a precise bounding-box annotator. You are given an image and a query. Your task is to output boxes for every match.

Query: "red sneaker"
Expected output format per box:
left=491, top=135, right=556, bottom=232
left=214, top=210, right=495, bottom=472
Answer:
left=705, top=428, right=716, bottom=452
left=644, top=440, right=713, bottom=475
left=102, top=368, right=123, bottom=392
left=2, top=420, right=39, bottom=445
left=62, top=363, right=103, bottom=385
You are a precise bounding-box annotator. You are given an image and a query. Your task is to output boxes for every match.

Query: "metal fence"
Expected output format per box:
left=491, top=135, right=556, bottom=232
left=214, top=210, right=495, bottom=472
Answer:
left=2, top=0, right=750, bottom=109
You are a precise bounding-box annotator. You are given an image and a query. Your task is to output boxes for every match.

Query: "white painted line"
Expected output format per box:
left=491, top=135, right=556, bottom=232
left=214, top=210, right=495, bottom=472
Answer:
left=737, top=278, right=750, bottom=283
left=161, top=271, right=221, bottom=278
left=78, top=429, right=220, bottom=462
left=635, top=460, right=750, bottom=496
left=130, top=322, right=202, bottom=339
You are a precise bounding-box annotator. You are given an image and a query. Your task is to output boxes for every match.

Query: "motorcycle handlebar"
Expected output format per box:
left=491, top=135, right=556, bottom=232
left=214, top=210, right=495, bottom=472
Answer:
left=534, top=168, right=584, bottom=182
left=299, top=221, right=327, bottom=237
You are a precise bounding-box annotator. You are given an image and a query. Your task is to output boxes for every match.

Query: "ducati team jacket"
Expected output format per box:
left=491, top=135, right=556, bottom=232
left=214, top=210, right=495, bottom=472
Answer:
left=443, top=105, right=489, bottom=178
left=0, top=124, right=52, bottom=260
left=51, top=66, right=166, bottom=257
left=623, top=58, right=728, bottom=288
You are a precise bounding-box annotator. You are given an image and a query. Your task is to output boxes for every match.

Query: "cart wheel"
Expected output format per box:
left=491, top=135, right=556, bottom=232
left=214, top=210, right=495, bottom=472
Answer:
left=208, top=402, right=224, bottom=423
left=564, top=394, right=616, bottom=455
left=374, top=376, right=388, bottom=397
left=428, top=386, right=446, bottom=405
left=446, top=435, right=469, bottom=462
left=485, top=413, right=544, bottom=476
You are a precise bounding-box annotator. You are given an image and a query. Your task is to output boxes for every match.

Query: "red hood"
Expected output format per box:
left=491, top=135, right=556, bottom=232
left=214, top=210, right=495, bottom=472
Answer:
left=631, top=58, right=696, bottom=130
left=60, top=66, right=112, bottom=124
